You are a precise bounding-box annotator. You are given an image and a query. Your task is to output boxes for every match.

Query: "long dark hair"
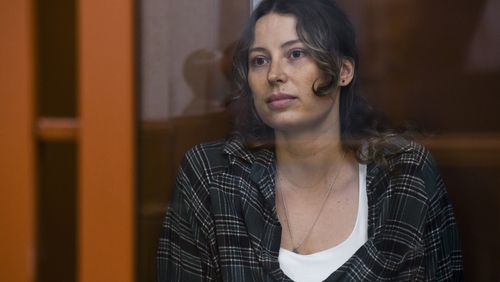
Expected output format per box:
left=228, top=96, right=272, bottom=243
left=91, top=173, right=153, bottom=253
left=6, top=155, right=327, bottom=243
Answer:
left=230, top=0, right=399, bottom=165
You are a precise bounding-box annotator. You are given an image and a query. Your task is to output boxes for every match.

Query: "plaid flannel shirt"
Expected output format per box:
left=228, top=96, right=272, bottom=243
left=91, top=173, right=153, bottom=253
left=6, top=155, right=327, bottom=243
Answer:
left=157, top=136, right=463, bottom=281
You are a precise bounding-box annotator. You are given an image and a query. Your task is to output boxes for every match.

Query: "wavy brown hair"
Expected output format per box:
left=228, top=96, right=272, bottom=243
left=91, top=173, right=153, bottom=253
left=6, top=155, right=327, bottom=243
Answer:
left=230, top=0, right=403, bottom=165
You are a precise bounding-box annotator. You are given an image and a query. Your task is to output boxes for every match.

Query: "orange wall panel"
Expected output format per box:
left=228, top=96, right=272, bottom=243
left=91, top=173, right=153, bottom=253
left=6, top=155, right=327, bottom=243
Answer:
left=77, top=0, right=135, bottom=282
left=0, top=1, right=35, bottom=282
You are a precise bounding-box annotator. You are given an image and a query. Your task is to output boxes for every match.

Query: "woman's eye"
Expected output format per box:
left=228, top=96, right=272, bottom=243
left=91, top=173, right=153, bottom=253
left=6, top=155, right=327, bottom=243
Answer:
left=289, top=49, right=305, bottom=59
left=251, top=56, right=267, bottom=67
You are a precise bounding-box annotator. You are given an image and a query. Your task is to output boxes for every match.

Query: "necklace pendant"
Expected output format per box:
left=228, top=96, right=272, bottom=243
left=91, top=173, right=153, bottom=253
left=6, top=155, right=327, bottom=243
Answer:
left=292, top=248, right=299, bottom=254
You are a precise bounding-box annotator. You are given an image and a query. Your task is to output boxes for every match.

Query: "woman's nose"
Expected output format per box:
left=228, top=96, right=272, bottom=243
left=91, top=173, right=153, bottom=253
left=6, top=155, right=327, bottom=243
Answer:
left=267, top=60, right=287, bottom=84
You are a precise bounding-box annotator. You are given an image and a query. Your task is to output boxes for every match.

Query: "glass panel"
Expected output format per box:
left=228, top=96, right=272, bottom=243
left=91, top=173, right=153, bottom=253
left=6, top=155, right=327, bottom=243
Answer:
left=138, top=1, right=500, bottom=281
left=337, top=2, right=500, bottom=279
left=339, top=0, right=500, bottom=133
left=137, top=1, right=250, bottom=280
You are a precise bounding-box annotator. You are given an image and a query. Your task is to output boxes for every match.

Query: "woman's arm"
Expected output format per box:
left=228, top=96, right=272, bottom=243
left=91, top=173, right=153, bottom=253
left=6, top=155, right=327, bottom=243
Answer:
left=156, top=152, right=219, bottom=282
left=421, top=154, right=464, bottom=281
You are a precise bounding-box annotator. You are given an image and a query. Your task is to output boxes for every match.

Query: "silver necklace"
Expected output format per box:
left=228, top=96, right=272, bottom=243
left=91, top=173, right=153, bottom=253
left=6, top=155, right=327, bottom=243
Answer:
left=278, top=153, right=345, bottom=254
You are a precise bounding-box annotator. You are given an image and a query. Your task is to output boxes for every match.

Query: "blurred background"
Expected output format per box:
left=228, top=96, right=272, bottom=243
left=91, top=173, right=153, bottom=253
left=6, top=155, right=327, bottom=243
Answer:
left=1, top=0, right=499, bottom=281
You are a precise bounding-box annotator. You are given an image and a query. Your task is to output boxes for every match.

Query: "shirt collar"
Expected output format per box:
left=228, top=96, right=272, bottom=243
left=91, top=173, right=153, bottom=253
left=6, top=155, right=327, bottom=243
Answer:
left=222, top=134, right=275, bottom=164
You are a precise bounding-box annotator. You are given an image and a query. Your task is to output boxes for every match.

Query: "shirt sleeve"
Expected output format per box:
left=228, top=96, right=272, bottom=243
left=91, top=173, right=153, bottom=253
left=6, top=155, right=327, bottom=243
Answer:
left=420, top=153, right=464, bottom=281
left=156, top=152, right=220, bottom=282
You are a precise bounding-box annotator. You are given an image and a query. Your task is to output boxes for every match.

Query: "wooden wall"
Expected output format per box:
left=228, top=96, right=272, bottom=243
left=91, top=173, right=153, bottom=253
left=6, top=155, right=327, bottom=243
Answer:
left=0, top=1, right=36, bottom=281
left=1, top=0, right=136, bottom=281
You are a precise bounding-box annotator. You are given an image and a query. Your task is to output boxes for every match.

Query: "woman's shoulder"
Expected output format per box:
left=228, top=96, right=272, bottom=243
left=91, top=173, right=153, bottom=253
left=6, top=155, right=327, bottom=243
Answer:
left=378, top=134, right=435, bottom=169
left=369, top=135, right=446, bottom=198
left=181, top=139, right=229, bottom=170
left=182, top=134, right=267, bottom=171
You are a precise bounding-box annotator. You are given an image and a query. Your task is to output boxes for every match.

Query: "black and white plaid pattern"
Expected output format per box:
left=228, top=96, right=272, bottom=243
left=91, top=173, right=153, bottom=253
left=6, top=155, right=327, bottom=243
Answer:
left=157, top=136, right=463, bottom=281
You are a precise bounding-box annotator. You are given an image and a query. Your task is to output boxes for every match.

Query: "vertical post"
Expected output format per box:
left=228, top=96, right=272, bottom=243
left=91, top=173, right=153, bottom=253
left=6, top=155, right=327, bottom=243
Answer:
left=77, top=0, right=135, bottom=281
left=0, top=1, right=36, bottom=282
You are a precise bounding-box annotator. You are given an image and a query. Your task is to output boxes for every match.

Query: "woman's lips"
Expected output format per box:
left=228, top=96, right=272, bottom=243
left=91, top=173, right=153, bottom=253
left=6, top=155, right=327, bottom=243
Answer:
left=266, top=93, right=296, bottom=109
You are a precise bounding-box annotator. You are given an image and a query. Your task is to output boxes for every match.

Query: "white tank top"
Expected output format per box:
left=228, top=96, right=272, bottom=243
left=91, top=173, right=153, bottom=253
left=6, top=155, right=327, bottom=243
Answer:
left=278, top=164, right=368, bottom=282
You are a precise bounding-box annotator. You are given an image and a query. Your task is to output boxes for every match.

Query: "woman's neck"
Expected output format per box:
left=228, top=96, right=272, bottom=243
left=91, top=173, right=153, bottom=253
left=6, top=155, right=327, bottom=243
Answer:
left=275, top=129, right=345, bottom=191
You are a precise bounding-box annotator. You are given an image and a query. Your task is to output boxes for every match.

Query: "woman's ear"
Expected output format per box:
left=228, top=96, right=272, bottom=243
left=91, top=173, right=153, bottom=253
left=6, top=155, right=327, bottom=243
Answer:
left=339, top=58, right=355, bottom=86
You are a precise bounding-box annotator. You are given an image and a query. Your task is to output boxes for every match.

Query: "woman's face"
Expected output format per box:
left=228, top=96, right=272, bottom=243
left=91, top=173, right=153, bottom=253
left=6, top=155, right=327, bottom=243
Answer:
left=248, top=13, right=341, bottom=135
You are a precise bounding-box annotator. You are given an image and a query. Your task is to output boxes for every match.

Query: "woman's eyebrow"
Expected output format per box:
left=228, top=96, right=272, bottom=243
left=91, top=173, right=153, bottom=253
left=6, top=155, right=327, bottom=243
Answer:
left=248, top=47, right=268, bottom=54
left=281, top=39, right=302, bottom=49
left=249, top=39, right=302, bottom=55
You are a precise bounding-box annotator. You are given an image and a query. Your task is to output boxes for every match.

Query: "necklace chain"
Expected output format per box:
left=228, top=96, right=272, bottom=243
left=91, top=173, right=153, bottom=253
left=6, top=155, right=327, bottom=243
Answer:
left=278, top=152, right=345, bottom=254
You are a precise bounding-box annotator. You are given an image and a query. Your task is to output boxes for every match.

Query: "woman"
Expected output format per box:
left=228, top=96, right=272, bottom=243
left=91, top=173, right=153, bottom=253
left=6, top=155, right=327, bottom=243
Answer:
left=157, top=0, right=463, bottom=281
